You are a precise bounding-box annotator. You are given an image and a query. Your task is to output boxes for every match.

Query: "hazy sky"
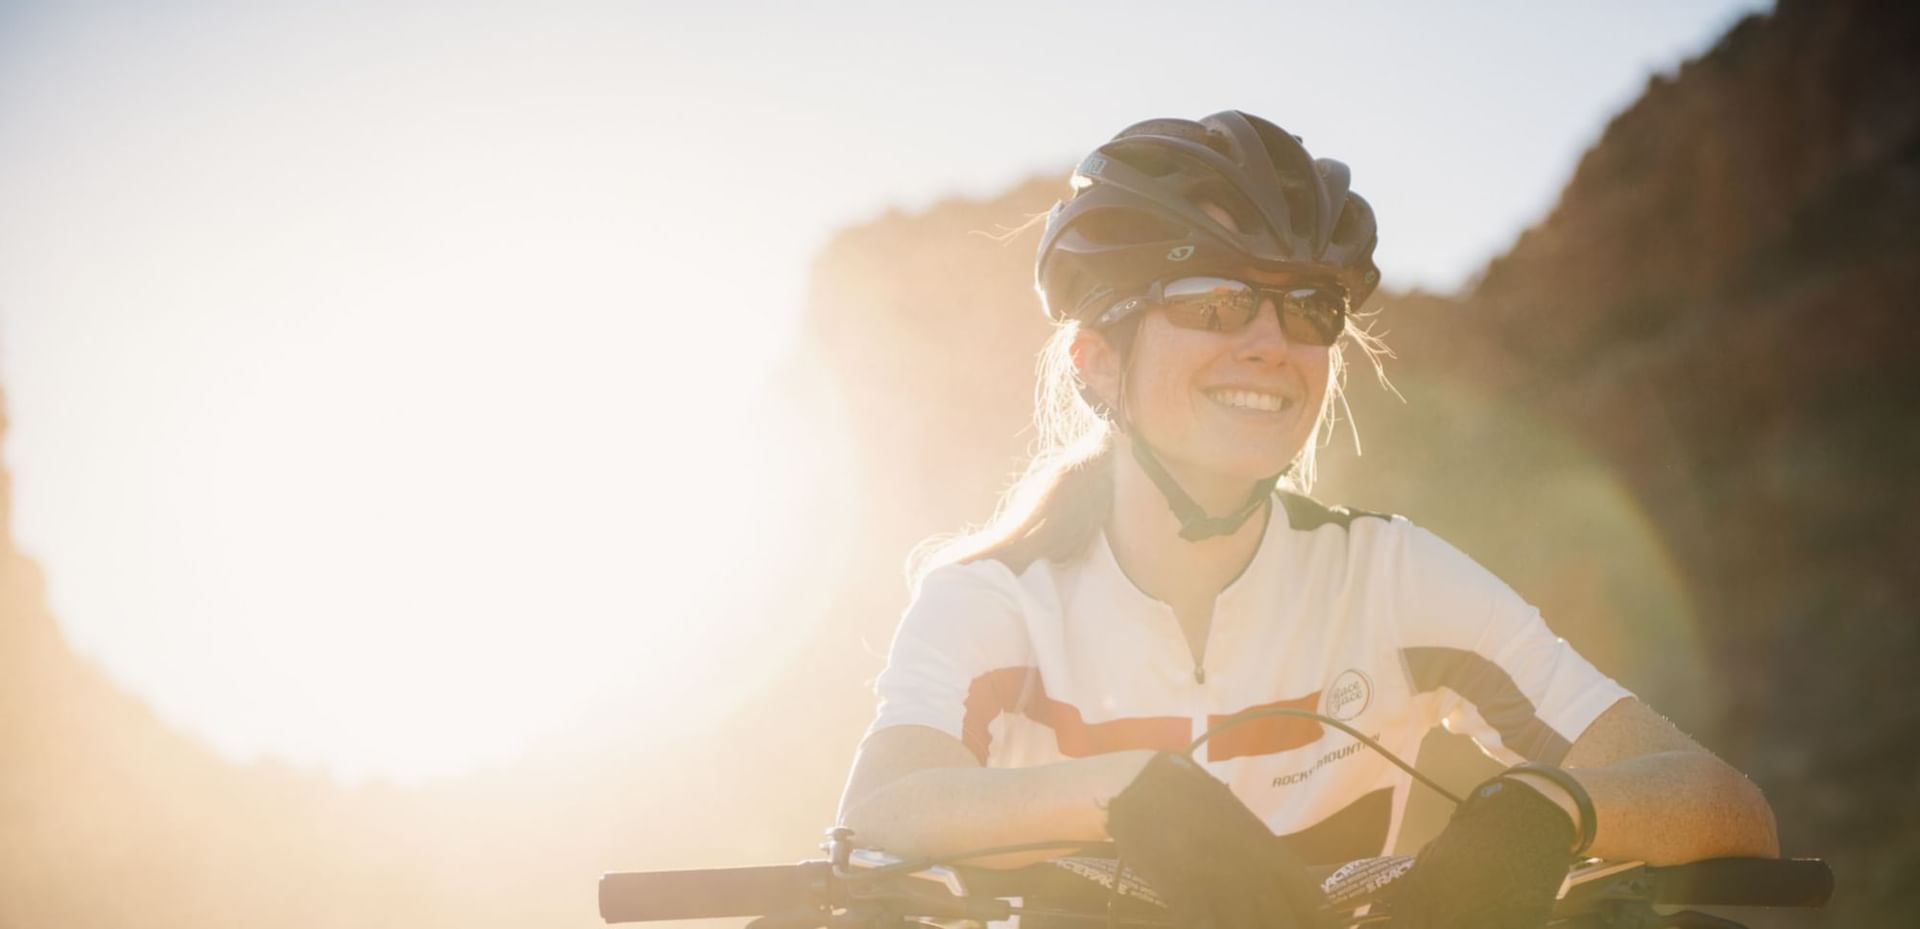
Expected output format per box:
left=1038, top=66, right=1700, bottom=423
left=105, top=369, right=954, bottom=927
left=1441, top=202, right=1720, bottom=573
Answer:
left=0, top=0, right=1769, bottom=782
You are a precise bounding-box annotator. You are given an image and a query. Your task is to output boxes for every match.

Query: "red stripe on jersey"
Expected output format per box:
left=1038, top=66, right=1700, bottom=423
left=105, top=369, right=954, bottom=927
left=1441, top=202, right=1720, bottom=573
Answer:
left=961, top=667, right=1189, bottom=762
left=1203, top=690, right=1324, bottom=761
left=962, top=667, right=1321, bottom=764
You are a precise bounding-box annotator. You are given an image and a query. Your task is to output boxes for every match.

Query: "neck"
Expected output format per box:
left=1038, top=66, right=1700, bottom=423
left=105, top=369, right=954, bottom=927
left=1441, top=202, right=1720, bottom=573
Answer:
left=1107, top=436, right=1271, bottom=609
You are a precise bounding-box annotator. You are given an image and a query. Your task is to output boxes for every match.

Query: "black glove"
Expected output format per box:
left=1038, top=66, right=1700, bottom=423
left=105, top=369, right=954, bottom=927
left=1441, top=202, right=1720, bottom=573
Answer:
left=1105, top=752, right=1330, bottom=929
left=1386, top=774, right=1578, bottom=929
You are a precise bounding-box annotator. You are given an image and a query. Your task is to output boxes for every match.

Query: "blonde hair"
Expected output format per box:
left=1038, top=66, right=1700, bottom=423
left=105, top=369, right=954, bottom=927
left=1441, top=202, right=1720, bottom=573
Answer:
left=910, top=312, right=1392, bottom=585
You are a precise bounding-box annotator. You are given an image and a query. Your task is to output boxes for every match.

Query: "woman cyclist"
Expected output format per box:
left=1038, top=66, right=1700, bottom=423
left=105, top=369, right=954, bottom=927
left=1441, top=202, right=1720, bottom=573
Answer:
left=836, top=111, right=1780, bottom=929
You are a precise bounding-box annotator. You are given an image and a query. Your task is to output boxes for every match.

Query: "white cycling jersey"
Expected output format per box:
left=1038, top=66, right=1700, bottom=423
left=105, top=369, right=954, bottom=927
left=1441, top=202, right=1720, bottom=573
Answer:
left=862, top=493, right=1632, bottom=863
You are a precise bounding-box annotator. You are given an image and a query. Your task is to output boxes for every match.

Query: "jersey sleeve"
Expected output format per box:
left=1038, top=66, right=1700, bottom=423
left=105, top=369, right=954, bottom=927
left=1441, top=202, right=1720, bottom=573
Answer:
left=862, top=560, right=1034, bottom=763
left=1390, top=523, right=1633, bottom=767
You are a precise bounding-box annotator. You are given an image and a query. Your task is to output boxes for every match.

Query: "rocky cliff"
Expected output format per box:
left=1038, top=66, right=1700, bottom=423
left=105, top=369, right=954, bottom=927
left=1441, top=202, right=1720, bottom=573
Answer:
left=1460, top=1, right=1920, bottom=915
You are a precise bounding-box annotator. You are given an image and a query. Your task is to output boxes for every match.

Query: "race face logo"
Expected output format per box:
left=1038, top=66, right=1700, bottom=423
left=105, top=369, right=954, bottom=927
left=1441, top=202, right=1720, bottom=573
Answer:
left=1324, top=669, right=1372, bottom=721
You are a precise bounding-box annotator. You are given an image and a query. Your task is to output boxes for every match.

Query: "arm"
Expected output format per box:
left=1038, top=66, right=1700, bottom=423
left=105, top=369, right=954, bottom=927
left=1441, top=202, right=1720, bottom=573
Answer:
left=1388, top=525, right=1777, bottom=865
left=840, top=559, right=1101, bottom=867
left=836, top=723, right=1154, bottom=868
left=1520, top=697, right=1779, bottom=864
left=841, top=727, right=1332, bottom=929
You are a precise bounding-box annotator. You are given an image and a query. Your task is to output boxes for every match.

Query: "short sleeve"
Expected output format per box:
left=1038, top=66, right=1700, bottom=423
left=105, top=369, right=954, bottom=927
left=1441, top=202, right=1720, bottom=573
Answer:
left=1391, top=524, right=1632, bottom=766
left=863, top=560, right=1034, bottom=762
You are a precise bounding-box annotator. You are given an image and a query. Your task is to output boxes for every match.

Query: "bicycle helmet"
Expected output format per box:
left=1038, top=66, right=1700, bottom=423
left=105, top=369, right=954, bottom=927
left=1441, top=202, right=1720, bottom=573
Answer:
left=1034, top=111, right=1383, bottom=541
left=1036, top=110, right=1380, bottom=325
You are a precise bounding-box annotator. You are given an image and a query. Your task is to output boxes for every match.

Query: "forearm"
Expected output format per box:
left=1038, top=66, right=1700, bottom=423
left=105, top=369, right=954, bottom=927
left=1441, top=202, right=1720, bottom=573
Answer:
left=838, top=750, right=1154, bottom=868
left=1537, top=751, right=1780, bottom=865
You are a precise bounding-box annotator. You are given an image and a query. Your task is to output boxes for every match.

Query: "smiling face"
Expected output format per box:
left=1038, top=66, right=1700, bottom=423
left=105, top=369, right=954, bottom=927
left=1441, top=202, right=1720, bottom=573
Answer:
left=1118, top=277, right=1334, bottom=489
left=1069, top=198, right=1341, bottom=504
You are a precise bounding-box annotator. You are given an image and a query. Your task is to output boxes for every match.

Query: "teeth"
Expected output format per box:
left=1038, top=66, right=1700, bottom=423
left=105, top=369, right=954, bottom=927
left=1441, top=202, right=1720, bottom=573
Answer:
left=1208, top=389, right=1290, bottom=413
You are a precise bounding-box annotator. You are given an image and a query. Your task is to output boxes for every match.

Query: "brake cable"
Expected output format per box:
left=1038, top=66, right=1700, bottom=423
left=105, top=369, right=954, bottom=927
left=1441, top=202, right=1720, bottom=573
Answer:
left=1186, top=707, right=1465, bottom=805
left=1107, top=707, right=1464, bottom=929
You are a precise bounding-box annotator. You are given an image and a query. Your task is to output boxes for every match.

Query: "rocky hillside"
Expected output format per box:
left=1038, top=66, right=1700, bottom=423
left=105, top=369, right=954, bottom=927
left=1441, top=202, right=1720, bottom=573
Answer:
left=1459, top=0, right=1919, bottom=916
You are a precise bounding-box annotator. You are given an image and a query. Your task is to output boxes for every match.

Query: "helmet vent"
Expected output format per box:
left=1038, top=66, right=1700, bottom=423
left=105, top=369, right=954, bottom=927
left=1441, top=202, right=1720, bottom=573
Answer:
left=1106, top=140, right=1186, bottom=179
left=1330, top=196, right=1364, bottom=245
left=1188, top=179, right=1258, bottom=236
left=1074, top=208, right=1187, bottom=246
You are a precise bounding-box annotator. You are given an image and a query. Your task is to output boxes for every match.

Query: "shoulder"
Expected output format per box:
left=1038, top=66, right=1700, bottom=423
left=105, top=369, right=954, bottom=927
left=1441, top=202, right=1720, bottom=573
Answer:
left=887, top=558, right=1039, bottom=655
left=912, top=556, right=1023, bottom=605
left=1274, top=490, right=1413, bottom=562
left=1273, top=492, right=1496, bottom=595
left=910, top=545, right=1072, bottom=620
left=1276, top=491, right=1473, bottom=557
left=1275, top=490, right=1398, bottom=533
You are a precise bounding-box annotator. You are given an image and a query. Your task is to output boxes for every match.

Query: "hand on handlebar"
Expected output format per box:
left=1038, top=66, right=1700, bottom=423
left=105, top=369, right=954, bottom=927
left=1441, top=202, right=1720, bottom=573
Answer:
left=1386, top=774, right=1577, bottom=929
left=1105, top=752, right=1331, bottom=929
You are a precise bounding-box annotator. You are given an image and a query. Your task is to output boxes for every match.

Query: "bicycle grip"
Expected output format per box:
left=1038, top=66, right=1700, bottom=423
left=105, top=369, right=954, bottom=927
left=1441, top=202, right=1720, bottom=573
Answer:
left=1644, top=858, right=1834, bottom=907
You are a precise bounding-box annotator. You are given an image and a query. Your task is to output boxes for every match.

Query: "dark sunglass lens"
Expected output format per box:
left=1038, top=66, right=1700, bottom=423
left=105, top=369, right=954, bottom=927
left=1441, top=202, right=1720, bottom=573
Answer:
left=1160, top=278, right=1256, bottom=331
left=1280, top=287, right=1348, bottom=345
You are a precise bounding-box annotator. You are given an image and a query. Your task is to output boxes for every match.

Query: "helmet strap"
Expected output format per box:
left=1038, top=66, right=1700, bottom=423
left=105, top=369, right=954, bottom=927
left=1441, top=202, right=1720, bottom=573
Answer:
left=1127, top=434, right=1278, bottom=541
left=1098, top=352, right=1277, bottom=543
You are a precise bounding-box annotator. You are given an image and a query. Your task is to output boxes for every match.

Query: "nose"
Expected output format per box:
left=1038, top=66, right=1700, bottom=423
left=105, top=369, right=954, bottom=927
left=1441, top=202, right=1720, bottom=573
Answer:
left=1235, top=297, right=1292, bottom=365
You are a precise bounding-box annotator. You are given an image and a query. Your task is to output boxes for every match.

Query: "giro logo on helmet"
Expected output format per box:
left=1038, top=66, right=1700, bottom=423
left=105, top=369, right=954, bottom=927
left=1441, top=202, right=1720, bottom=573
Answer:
left=1166, top=245, right=1195, bottom=262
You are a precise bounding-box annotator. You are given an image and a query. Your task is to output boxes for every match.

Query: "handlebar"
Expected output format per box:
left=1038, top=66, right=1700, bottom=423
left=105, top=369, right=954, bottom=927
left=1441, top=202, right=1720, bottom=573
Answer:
left=599, top=862, right=839, bottom=922
left=598, top=848, right=1833, bottom=929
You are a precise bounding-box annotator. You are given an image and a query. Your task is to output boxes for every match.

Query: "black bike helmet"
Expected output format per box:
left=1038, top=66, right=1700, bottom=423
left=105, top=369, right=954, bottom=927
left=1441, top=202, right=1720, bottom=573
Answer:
left=1034, top=111, right=1383, bottom=542
left=1035, top=110, right=1380, bottom=325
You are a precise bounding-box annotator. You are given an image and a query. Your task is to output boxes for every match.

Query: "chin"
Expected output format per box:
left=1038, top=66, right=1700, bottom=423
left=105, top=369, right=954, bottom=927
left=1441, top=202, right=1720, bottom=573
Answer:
left=1203, top=453, right=1298, bottom=484
left=1154, top=431, right=1306, bottom=487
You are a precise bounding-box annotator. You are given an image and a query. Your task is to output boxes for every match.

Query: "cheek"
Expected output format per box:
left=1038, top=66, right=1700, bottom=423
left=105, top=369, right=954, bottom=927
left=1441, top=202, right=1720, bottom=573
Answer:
left=1297, top=349, right=1333, bottom=409
left=1122, top=329, right=1210, bottom=424
left=1121, top=355, right=1179, bottom=428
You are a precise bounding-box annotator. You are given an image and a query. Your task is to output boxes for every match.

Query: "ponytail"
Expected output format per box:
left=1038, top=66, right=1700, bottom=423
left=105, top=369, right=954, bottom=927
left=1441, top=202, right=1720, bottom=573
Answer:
left=909, top=324, right=1116, bottom=585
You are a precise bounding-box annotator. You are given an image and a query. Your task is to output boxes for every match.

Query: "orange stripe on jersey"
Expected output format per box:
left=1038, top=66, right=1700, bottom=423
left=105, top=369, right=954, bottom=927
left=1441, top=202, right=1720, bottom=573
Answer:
left=962, top=666, right=1323, bottom=764
left=961, top=666, right=1188, bottom=762
left=1203, top=690, right=1324, bottom=761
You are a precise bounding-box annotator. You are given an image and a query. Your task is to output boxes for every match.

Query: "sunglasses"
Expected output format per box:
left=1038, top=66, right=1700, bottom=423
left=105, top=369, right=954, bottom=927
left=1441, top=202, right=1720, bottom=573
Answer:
left=1094, top=276, right=1350, bottom=347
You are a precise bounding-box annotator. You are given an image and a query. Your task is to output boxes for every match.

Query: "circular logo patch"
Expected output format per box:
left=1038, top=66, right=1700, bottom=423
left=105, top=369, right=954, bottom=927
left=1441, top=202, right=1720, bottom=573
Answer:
left=1324, top=668, right=1373, bottom=721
